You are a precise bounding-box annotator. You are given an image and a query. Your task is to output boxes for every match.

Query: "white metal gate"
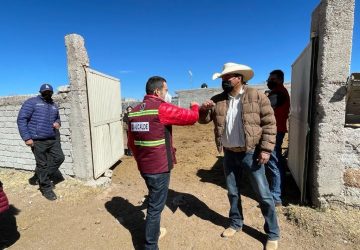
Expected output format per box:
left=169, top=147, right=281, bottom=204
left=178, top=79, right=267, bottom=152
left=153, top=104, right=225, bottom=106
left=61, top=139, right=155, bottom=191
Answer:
left=288, top=42, right=312, bottom=201
left=86, top=68, right=124, bottom=178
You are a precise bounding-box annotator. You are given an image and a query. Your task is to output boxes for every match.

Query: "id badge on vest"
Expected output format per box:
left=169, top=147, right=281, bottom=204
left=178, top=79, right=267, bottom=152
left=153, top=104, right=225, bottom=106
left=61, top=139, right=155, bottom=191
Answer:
left=131, top=122, right=150, bottom=132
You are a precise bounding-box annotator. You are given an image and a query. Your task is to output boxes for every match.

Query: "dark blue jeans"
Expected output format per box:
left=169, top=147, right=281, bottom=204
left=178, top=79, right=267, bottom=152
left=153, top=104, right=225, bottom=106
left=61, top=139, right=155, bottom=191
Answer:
left=223, top=148, right=280, bottom=240
left=265, top=132, right=286, bottom=204
left=141, top=172, right=170, bottom=250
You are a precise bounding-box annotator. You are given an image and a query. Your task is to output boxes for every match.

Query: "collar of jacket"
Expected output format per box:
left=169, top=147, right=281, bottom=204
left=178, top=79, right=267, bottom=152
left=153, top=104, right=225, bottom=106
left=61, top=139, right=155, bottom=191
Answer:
left=221, top=85, right=248, bottom=99
left=143, top=94, right=166, bottom=103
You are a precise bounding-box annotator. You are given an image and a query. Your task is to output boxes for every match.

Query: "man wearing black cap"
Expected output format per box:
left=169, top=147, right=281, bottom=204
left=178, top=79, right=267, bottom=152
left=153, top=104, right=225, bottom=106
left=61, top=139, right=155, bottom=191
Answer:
left=17, top=83, right=65, bottom=200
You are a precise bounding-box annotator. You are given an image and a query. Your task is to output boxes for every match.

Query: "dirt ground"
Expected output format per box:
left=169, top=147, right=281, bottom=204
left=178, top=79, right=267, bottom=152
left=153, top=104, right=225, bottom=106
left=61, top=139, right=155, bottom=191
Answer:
left=0, top=123, right=359, bottom=250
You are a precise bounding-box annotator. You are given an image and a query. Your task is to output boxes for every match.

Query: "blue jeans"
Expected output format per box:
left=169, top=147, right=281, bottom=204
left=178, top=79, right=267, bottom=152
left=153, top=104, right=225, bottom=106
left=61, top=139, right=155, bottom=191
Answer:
left=266, top=132, right=286, bottom=204
left=142, top=172, right=170, bottom=250
left=223, top=148, right=280, bottom=240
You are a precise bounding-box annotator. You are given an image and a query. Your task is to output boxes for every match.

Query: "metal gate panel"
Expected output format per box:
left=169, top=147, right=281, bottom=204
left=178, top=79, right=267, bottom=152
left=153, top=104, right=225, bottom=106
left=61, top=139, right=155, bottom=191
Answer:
left=110, top=121, right=123, bottom=163
left=288, top=42, right=312, bottom=198
left=92, top=125, right=112, bottom=175
left=86, top=68, right=124, bottom=179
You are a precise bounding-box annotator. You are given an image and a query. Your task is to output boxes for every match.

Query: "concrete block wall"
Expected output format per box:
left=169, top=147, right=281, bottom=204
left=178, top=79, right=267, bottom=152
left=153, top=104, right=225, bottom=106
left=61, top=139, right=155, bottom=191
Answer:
left=309, top=0, right=357, bottom=207
left=0, top=92, right=75, bottom=176
left=176, top=88, right=222, bottom=108
left=342, top=127, right=360, bottom=204
left=65, top=34, right=93, bottom=180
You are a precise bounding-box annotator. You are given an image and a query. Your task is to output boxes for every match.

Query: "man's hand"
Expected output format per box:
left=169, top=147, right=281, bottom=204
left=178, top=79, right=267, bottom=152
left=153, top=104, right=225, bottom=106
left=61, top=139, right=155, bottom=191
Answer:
left=25, top=139, right=34, bottom=147
left=257, top=151, right=270, bottom=164
left=201, top=100, right=215, bottom=110
left=53, top=122, right=61, bottom=129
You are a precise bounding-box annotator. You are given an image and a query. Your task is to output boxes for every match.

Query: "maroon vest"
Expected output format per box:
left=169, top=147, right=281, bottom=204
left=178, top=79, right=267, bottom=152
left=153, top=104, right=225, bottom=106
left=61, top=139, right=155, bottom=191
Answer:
left=128, top=95, right=174, bottom=174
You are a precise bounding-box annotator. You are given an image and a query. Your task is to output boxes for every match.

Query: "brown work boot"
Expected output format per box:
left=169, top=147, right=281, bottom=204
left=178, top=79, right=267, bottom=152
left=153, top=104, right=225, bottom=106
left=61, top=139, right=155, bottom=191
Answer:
left=159, top=227, right=167, bottom=240
left=221, top=227, right=238, bottom=238
left=265, top=240, right=278, bottom=250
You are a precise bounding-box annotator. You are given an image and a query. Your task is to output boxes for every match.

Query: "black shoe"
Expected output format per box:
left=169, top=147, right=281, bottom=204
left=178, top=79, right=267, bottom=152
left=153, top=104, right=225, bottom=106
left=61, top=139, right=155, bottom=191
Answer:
left=29, top=175, right=55, bottom=188
left=28, top=175, right=39, bottom=185
left=50, top=171, right=65, bottom=185
left=41, top=189, right=57, bottom=201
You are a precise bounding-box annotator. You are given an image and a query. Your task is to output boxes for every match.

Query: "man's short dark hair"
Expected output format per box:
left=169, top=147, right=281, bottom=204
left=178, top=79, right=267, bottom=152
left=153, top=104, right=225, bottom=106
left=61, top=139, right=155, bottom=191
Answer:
left=270, top=70, right=284, bottom=82
left=146, top=76, right=166, bottom=95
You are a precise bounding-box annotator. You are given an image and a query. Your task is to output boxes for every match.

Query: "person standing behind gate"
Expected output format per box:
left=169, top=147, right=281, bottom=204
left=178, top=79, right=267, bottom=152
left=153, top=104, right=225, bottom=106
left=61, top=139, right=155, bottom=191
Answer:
left=17, top=84, right=65, bottom=201
left=265, top=70, right=290, bottom=206
left=123, top=105, right=133, bottom=156
left=199, top=63, right=280, bottom=250
left=127, top=76, right=199, bottom=250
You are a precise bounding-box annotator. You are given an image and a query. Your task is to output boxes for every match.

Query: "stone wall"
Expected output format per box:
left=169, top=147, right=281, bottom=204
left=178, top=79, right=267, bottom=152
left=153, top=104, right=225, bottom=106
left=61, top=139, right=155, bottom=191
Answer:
left=309, top=0, right=358, bottom=207
left=65, top=34, right=93, bottom=180
left=342, top=126, right=360, bottom=205
left=176, top=88, right=222, bottom=108
left=0, top=91, right=75, bottom=176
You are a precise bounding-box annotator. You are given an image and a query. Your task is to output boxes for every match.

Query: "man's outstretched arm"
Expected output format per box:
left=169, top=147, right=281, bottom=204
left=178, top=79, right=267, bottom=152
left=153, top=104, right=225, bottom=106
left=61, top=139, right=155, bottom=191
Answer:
left=158, top=102, right=199, bottom=126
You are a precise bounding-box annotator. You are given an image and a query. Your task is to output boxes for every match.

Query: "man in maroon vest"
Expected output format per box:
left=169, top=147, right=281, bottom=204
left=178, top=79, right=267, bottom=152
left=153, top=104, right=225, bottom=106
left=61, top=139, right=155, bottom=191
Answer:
left=0, top=181, right=9, bottom=214
left=128, top=76, right=199, bottom=250
left=265, top=70, right=290, bottom=206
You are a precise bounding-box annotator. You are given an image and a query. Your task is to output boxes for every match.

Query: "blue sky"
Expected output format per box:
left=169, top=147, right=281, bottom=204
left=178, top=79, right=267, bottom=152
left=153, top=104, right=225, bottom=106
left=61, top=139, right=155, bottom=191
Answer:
left=0, top=0, right=358, bottom=100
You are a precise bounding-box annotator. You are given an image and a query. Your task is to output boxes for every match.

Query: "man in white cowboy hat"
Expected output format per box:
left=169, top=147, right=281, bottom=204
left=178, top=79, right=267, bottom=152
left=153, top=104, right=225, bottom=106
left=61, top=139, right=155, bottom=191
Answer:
left=199, top=62, right=280, bottom=250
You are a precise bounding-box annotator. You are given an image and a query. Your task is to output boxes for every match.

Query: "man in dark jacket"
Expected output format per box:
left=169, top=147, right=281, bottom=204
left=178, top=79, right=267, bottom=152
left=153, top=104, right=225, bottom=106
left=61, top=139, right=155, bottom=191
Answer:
left=128, top=76, right=199, bottom=250
left=265, top=70, right=290, bottom=206
left=17, top=84, right=65, bottom=201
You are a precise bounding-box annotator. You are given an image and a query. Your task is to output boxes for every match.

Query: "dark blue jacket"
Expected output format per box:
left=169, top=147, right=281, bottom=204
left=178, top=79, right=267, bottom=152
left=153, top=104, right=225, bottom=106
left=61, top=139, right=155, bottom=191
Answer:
left=17, top=95, right=61, bottom=141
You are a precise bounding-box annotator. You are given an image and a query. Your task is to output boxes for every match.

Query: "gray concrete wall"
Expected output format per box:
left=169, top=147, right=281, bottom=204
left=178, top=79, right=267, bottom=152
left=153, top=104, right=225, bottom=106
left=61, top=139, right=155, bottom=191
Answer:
left=0, top=92, right=74, bottom=175
left=65, top=34, right=93, bottom=180
left=309, top=0, right=357, bottom=207
left=342, top=126, right=360, bottom=205
left=176, top=88, right=222, bottom=108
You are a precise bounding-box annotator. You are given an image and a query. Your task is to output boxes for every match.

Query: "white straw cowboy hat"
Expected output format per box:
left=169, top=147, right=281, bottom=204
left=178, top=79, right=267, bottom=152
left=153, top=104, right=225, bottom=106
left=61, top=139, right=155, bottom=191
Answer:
left=212, top=62, right=254, bottom=81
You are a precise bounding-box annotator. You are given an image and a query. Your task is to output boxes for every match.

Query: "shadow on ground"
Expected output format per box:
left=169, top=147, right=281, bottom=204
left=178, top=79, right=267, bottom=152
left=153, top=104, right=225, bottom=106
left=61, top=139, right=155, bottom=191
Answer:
left=105, top=188, right=268, bottom=248
left=166, top=189, right=266, bottom=243
left=105, top=197, right=146, bottom=250
left=197, top=156, right=226, bottom=189
left=166, top=189, right=228, bottom=228
left=196, top=156, right=301, bottom=206
left=0, top=205, right=21, bottom=249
